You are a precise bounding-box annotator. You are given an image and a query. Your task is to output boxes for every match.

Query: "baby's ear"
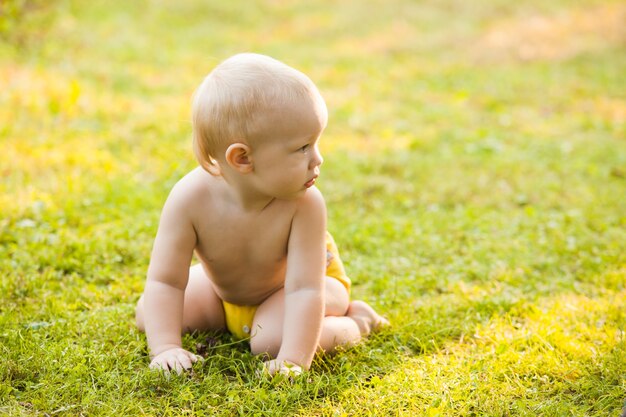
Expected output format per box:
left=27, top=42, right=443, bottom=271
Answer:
left=225, top=143, right=253, bottom=173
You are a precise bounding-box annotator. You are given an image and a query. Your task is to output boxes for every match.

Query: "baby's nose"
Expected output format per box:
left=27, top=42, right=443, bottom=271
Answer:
left=311, top=146, right=324, bottom=167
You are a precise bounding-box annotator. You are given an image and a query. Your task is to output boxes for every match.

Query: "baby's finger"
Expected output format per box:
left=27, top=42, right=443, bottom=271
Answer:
left=280, top=364, right=303, bottom=377
left=177, top=352, right=193, bottom=370
left=149, top=360, right=171, bottom=377
left=149, top=360, right=165, bottom=372
left=166, top=357, right=184, bottom=375
left=263, top=360, right=278, bottom=376
left=187, top=353, right=202, bottom=364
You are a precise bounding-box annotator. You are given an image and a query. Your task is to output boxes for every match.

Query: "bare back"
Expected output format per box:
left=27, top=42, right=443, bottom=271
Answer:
left=177, top=168, right=298, bottom=305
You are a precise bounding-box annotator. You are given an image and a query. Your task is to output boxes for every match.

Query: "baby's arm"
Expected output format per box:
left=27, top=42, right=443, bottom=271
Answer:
left=272, top=187, right=327, bottom=372
left=142, top=185, right=199, bottom=373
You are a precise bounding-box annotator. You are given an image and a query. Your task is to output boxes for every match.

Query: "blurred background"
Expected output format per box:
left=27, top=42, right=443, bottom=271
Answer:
left=2, top=0, right=624, bottom=203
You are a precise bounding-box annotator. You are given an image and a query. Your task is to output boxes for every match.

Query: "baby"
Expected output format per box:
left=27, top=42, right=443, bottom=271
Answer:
left=135, top=53, right=388, bottom=376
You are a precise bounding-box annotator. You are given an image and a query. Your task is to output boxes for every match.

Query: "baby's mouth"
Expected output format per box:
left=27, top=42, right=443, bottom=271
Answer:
left=304, top=176, right=318, bottom=188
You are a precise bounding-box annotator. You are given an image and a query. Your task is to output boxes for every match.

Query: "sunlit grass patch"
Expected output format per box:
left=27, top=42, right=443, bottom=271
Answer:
left=303, top=292, right=625, bottom=416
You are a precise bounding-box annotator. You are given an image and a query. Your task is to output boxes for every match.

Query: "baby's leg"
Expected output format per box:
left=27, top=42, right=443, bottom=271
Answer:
left=135, top=264, right=226, bottom=333
left=318, top=299, right=389, bottom=352
left=325, top=276, right=350, bottom=316
left=250, top=277, right=387, bottom=357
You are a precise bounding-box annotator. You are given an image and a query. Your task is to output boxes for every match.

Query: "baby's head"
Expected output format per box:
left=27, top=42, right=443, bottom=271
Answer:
left=192, top=53, right=327, bottom=174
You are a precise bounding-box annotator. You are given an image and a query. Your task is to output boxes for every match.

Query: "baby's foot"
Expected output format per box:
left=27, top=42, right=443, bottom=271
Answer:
left=346, top=300, right=390, bottom=337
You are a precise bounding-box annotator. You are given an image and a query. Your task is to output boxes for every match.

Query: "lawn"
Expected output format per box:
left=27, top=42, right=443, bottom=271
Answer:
left=1, top=0, right=625, bottom=415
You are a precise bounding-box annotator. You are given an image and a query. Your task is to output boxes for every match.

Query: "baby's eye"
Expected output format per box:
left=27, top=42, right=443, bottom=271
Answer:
left=299, top=144, right=310, bottom=152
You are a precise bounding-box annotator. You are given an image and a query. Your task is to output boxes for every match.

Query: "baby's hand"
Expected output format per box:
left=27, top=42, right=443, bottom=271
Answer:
left=261, top=359, right=303, bottom=378
left=149, top=347, right=203, bottom=375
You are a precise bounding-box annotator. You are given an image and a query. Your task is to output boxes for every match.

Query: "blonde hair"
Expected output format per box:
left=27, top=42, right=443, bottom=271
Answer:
left=192, top=53, right=325, bottom=173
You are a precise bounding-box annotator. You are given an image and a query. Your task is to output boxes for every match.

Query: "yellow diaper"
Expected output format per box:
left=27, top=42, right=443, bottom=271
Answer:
left=324, top=231, right=351, bottom=292
left=222, top=232, right=351, bottom=340
left=222, top=301, right=259, bottom=340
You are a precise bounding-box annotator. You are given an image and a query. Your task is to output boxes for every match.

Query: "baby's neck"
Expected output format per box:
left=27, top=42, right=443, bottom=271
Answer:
left=216, top=175, right=276, bottom=213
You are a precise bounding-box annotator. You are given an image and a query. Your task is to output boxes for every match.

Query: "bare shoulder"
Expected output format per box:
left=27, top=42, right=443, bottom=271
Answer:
left=164, top=168, right=211, bottom=207
left=295, top=185, right=326, bottom=214
left=291, top=186, right=326, bottom=231
left=169, top=167, right=210, bottom=196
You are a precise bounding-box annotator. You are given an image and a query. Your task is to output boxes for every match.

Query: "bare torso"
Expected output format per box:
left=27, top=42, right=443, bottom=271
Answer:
left=182, top=168, right=298, bottom=305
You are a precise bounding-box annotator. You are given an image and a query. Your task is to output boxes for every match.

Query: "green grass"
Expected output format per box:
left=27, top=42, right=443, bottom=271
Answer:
left=1, top=0, right=625, bottom=415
